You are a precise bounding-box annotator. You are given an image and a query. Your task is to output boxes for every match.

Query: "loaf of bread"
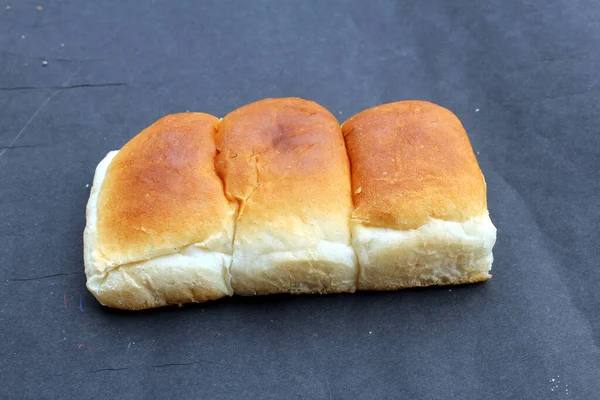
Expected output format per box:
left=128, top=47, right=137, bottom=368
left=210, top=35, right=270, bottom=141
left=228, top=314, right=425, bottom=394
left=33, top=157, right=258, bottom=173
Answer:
left=84, top=98, right=496, bottom=310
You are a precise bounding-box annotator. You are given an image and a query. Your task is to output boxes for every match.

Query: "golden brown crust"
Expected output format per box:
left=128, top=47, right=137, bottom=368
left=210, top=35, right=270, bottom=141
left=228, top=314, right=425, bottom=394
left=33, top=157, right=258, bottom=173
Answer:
left=215, top=98, right=352, bottom=232
left=96, top=113, right=235, bottom=267
left=342, top=101, right=487, bottom=230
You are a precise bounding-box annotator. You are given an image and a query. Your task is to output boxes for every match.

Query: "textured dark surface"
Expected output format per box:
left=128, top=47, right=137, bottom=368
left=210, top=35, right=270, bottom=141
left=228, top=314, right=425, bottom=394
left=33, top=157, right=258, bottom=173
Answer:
left=1, top=1, right=599, bottom=399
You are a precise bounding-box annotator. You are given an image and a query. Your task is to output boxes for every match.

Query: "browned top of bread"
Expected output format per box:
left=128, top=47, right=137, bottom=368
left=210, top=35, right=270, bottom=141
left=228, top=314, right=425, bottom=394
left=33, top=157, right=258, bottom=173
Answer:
left=96, top=113, right=235, bottom=266
left=215, top=97, right=352, bottom=243
left=342, top=101, right=487, bottom=230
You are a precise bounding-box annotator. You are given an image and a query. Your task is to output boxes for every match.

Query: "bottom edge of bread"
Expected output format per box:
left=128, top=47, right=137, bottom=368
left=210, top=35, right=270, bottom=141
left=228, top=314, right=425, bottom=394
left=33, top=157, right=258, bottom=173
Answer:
left=229, top=241, right=358, bottom=296
left=357, top=272, right=491, bottom=292
left=86, top=246, right=233, bottom=311
left=352, top=213, right=497, bottom=291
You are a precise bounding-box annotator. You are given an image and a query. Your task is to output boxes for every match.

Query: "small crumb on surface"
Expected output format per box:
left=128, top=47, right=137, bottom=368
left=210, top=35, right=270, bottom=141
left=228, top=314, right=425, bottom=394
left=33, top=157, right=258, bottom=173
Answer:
left=355, top=187, right=362, bottom=194
left=85, top=184, right=90, bottom=188
left=368, top=331, right=373, bottom=335
left=36, top=5, right=43, bottom=11
left=21, top=35, right=26, bottom=39
left=475, top=108, right=480, bottom=112
left=60, top=43, right=65, bottom=47
left=42, top=60, right=48, bottom=66
left=6, top=5, right=11, bottom=10
left=476, top=151, right=480, bottom=155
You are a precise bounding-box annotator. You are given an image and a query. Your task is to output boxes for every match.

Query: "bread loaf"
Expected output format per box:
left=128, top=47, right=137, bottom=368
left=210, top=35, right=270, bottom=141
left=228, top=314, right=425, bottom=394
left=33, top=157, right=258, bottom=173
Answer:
left=83, top=98, right=496, bottom=309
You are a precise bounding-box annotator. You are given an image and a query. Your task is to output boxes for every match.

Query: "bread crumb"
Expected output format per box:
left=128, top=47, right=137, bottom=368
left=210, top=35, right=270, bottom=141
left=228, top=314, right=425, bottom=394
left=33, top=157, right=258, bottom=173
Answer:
left=42, top=60, right=48, bottom=66
left=355, top=187, right=362, bottom=194
left=85, top=184, right=90, bottom=188
left=36, top=5, right=43, bottom=11
left=475, top=108, right=480, bottom=112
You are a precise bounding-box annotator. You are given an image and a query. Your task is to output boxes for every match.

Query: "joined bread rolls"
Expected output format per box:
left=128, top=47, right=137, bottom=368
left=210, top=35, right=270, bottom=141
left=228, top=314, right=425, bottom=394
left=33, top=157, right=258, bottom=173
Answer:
left=83, top=98, right=497, bottom=310
left=342, top=101, right=496, bottom=290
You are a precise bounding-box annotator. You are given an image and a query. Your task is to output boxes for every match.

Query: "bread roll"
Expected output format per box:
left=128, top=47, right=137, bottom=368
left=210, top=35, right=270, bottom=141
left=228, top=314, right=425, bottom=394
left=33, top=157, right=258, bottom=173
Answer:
left=84, top=113, right=237, bottom=310
left=215, top=98, right=357, bottom=295
left=342, top=101, right=496, bottom=290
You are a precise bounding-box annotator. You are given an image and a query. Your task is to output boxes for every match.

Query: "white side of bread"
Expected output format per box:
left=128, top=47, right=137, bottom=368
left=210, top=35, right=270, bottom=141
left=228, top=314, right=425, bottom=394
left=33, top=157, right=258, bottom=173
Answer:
left=352, top=214, right=497, bottom=290
left=230, top=233, right=358, bottom=295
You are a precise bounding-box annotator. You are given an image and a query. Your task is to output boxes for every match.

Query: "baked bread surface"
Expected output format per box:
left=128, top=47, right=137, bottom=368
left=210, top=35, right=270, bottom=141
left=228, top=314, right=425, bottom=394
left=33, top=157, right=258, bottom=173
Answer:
left=342, top=101, right=496, bottom=290
left=84, top=113, right=236, bottom=309
left=215, top=98, right=357, bottom=295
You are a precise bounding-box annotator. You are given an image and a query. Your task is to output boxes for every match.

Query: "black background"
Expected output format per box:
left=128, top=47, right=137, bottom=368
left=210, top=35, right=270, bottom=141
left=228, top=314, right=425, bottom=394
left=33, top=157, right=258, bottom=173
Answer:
left=1, top=1, right=599, bottom=399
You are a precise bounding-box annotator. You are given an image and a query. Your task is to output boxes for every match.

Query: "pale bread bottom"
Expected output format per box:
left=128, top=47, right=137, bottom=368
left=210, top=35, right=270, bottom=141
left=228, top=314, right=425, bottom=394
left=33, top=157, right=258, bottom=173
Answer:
left=86, top=247, right=232, bottom=310
left=230, top=241, right=358, bottom=296
left=352, top=214, right=497, bottom=291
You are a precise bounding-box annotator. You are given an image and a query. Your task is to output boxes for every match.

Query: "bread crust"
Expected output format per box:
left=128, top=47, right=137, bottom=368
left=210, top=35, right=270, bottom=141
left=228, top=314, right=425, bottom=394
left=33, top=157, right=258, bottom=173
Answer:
left=342, top=101, right=487, bottom=230
left=96, top=113, right=236, bottom=270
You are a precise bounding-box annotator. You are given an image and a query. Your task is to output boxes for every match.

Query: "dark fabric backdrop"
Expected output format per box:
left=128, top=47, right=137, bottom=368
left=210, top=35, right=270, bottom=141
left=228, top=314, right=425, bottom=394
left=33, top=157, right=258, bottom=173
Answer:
left=1, top=1, right=599, bottom=398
